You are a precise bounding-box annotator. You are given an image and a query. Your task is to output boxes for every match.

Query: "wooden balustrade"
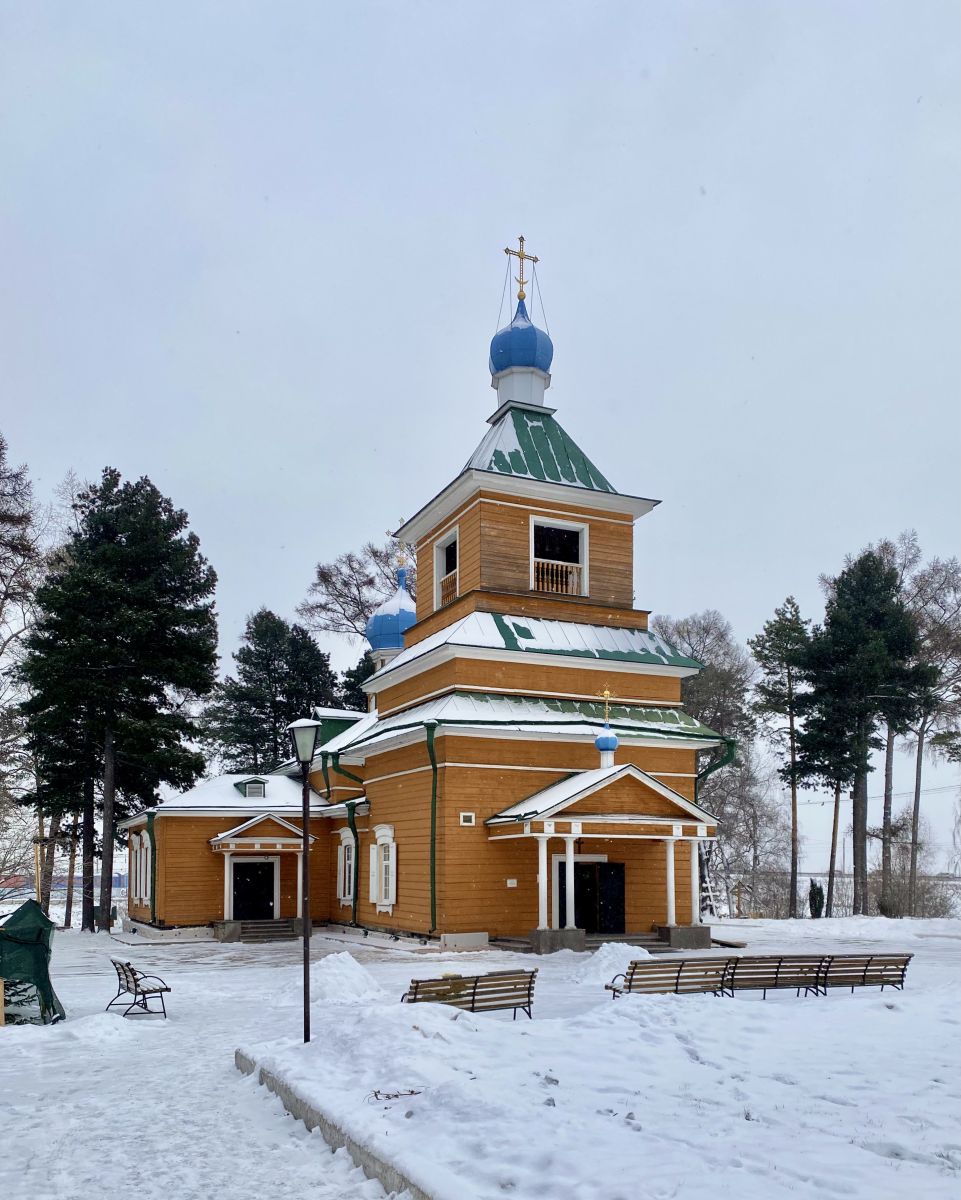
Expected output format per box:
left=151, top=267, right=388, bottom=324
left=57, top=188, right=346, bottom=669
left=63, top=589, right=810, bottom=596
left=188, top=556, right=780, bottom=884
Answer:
left=439, top=570, right=458, bottom=607
left=533, top=558, right=582, bottom=596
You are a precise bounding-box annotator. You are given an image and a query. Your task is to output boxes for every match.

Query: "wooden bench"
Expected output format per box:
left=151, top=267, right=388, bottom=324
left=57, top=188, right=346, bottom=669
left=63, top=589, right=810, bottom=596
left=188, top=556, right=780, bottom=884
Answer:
left=401, top=969, right=537, bottom=1019
left=106, top=958, right=171, bottom=1018
left=606, top=957, right=733, bottom=998
left=724, top=954, right=830, bottom=997
left=822, top=953, right=913, bottom=993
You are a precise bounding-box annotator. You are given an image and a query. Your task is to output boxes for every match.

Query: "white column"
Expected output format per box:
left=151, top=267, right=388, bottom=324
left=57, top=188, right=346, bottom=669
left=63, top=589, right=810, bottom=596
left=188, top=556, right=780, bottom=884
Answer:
left=665, top=839, right=676, bottom=926
left=296, top=852, right=303, bottom=918
left=223, top=852, right=232, bottom=920
left=690, top=840, right=701, bottom=925
left=536, top=836, right=550, bottom=930
left=563, top=836, right=576, bottom=929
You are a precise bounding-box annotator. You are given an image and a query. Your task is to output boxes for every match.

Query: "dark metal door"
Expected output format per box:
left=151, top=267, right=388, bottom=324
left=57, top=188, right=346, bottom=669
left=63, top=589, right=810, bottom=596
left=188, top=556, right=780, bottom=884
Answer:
left=557, top=862, right=625, bottom=934
left=597, top=862, right=626, bottom=935
left=232, top=861, right=275, bottom=920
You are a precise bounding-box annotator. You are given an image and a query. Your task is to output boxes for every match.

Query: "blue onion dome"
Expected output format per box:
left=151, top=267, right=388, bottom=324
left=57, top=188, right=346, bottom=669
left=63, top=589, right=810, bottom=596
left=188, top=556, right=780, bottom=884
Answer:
left=365, top=567, right=417, bottom=652
left=489, top=298, right=554, bottom=376
left=594, top=724, right=619, bottom=754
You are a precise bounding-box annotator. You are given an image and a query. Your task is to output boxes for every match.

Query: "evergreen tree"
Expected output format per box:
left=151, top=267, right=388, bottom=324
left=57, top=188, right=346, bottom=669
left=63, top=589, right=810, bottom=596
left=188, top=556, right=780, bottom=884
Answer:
left=808, top=879, right=825, bottom=919
left=795, top=685, right=858, bottom=917
left=798, top=552, right=934, bottom=915
left=340, top=652, right=375, bottom=712
left=20, top=469, right=217, bottom=929
left=748, top=597, right=810, bottom=918
left=203, top=609, right=340, bottom=772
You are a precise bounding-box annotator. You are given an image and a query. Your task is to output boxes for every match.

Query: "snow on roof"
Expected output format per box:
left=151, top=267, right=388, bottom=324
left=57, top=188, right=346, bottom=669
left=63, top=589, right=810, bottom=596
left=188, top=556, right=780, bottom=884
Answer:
left=366, top=610, right=702, bottom=687
left=332, top=692, right=722, bottom=759
left=465, top=406, right=616, bottom=492
left=312, top=706, right=367, bottom=722
left=485, top=763, right=715, bottom=825
left=122, top=773, right=328, bottom=820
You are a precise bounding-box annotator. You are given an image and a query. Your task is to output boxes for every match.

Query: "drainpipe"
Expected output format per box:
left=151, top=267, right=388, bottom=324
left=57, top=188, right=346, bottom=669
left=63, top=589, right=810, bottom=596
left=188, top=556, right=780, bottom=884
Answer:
left=331, top=754, right=366, bottom=927
left=146, top=811, right=158, bottom=925
left=425, top=720, right=439, bottom=933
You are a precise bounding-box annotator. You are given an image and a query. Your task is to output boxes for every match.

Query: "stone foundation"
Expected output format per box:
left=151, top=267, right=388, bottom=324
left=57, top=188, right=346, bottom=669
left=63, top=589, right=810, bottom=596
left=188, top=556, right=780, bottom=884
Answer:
left=528, top=927, right=586, bottom=954
left=656, top=924, right=712, bottom=950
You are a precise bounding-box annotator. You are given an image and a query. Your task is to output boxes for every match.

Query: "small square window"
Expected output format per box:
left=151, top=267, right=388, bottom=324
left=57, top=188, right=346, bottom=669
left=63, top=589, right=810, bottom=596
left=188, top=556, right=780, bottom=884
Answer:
left=245, top=781, right=266, bottom=799
left=459, top=812, right=476, bottom=827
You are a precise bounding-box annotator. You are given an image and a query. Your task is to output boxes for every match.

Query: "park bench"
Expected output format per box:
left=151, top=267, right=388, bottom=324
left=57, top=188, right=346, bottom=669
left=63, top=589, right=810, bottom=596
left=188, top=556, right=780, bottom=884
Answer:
left=606, top=957, right=732, bottom=998
left=724, top=954, right=830, bottom=997
left=401, top=968, right=537, bottom=1019
left=106, top=958, right=171, bottom=1018
left=822, top=953, right=912, bottom=993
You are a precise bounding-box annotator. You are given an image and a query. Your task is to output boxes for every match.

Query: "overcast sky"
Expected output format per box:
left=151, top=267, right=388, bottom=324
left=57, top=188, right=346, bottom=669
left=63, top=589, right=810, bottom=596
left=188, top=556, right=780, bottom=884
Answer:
left=2, top=2, right=958, bottom=869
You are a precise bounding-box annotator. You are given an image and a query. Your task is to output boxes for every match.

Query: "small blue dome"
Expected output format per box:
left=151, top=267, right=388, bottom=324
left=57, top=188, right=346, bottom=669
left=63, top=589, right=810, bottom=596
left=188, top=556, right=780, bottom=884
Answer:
left=489, top=298, right=554, bottom=376
left=365, top=567, right=416, bottom=653
left=594, top=724, right=619, bottom=754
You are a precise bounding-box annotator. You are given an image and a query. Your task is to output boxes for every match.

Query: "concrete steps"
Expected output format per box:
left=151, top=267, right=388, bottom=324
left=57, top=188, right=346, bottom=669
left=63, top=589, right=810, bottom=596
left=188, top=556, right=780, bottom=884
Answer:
left=238, top=919, right=298, bottom=943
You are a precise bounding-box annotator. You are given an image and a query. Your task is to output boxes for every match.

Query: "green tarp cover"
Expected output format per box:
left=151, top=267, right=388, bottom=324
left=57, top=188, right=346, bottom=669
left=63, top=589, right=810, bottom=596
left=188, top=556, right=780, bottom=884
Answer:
left=0, top=899, right=66, bottom=1024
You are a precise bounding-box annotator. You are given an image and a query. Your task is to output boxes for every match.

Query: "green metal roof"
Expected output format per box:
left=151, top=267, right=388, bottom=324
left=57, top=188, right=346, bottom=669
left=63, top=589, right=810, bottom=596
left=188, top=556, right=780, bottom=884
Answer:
left=466, top=406, right=615, bottom=492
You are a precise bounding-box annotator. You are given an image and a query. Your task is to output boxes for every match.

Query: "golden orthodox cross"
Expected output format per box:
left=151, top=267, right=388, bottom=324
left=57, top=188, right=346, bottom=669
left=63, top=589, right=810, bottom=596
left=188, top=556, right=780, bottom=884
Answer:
left=504, top=235, right=539, bottom=302
left=600, top=687, right=612, bottom=722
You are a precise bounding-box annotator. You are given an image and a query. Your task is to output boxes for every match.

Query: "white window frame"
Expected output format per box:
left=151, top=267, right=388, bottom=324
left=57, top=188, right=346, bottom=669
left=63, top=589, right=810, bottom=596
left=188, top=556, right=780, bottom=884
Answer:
left=459, top=812, right=476, bottom=827
left=245, top=780, right=266, bottom=799
left=368, top=823, right=397, bottom=914
left=433, top=525, right=459, bottom=611
left=130, top=834, right=140, bottom=903
left=336, top=827, right=355, bottom=907
left=529, top=514, right=589, bottom=596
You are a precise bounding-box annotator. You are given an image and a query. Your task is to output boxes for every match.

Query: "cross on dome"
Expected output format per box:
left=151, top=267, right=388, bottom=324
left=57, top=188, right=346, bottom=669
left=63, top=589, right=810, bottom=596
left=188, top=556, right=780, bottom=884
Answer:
left=504, top=235, right=539, bottom=301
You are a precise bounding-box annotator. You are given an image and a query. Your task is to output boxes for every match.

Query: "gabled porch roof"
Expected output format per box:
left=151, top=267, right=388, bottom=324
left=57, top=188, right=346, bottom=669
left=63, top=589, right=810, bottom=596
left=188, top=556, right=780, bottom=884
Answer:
left=209, top=812, right=317, bottom=845
left=485, top=763, right=716, bottom=827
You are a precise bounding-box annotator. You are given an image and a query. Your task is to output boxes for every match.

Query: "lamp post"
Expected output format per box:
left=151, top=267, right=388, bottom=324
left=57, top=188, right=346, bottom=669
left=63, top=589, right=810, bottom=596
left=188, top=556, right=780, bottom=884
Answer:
left=287, top=717, right=323, bottom=1043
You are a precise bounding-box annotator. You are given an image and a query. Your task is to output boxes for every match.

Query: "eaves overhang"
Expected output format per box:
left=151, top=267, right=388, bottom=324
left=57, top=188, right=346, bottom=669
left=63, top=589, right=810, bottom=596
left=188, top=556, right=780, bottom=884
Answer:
left=394, top=468, right=659, bottom=545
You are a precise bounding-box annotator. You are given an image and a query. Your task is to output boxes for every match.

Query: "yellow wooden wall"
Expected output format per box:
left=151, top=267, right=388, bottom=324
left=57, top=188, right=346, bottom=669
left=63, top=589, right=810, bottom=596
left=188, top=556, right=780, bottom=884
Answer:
left=374, top=657, right=682, bottom=717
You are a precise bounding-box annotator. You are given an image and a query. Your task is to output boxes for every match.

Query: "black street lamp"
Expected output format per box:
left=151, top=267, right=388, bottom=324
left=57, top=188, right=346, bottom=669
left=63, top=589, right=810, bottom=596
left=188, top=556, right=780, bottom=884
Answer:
left=287, top=717, right=323, bottom=1043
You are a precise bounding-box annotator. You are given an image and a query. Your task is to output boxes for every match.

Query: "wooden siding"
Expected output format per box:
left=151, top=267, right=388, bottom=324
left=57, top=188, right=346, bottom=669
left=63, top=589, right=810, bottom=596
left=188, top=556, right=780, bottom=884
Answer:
left=151, top=815, right=330, bottom=927
left=414, top=486, right=641, bottom=625
left=374, top=657, right=682, bottom=717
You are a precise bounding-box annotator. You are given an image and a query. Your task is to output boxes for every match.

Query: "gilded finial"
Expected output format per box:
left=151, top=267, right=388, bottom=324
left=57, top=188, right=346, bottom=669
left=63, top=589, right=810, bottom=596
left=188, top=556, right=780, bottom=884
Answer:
left=504, top=235, right=539, bottom=301
left=601, top=687, right=612, bottom=723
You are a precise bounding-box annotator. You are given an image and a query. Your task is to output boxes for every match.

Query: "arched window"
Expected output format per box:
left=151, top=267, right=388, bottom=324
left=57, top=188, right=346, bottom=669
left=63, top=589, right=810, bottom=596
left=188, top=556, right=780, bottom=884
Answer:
left=336, top=827, right=355, bottom=906
left=369, top=824, right=396, bottom=914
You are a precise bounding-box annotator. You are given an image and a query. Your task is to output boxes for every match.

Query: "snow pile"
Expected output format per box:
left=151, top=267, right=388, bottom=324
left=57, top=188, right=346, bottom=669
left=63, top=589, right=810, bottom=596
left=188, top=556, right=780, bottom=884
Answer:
left=568, top=941, right=651, bottom=985
left=277, top=952, right=384, bottom=1007
left=243, top=932, right=961, bottom=1200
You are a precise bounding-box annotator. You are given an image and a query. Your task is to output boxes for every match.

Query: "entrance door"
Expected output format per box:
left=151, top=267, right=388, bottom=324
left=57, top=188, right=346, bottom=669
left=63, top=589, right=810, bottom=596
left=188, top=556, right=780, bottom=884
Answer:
left=558, top=862, right=626, bottom=934
left=232, top=861, right=275, bottom=920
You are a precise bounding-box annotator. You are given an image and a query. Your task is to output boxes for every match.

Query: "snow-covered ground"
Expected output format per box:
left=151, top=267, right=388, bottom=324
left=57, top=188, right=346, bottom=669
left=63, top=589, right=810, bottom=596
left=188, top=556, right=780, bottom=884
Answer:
left=2, top=919, right=959, bottom=1200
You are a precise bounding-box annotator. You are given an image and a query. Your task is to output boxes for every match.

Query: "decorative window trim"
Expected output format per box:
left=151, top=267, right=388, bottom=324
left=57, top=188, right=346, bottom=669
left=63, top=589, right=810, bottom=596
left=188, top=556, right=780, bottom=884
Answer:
left=336, top=827, right=355, bottom=907
left=529, top=514, right=589, bottom=596
left=369, top=823, right=396, bottom=914
left=433, top=526, right=459, bottom=611
left=459, top=812, right=476, bottom=827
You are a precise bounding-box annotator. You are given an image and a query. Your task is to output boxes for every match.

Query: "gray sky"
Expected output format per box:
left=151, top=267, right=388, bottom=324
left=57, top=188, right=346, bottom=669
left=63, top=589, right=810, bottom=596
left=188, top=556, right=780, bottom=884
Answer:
left=2, top=2, right=959, bottom=869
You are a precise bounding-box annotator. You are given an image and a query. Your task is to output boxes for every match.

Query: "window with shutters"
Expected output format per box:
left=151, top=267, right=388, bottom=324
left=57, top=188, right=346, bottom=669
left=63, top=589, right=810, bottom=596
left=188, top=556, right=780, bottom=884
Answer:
left=369, top=824, right=397, bottom=913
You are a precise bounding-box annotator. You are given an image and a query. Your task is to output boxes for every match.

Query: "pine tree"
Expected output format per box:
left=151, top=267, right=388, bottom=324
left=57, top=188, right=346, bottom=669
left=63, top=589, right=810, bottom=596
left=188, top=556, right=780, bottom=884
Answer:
left=20, top=469, right=217, bottom=929
left=748, top=597, right=810, bottom=918
left=340, top=652, right=375, bottom=712
left=798, top=553, right=935, bottom=915
left=202, top=609, right=340, bottom=772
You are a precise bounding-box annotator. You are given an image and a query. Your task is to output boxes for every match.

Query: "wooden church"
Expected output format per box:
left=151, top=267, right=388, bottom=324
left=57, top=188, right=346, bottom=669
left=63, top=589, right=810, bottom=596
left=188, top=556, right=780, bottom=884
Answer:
left=123, top=241, right=725, bottom=950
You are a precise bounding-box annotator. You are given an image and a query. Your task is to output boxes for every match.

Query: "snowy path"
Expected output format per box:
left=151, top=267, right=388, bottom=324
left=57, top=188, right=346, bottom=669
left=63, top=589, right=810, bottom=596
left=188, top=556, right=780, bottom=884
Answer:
left=1, top=934, right=394, bottom=1200
left=3, top=918, right=960, bottom=1200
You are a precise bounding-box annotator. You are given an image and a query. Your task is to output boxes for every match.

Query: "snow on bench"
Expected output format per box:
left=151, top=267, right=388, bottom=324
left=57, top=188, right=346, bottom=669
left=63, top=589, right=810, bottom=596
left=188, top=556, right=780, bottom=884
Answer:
left=106, top=958, right=171, bottom=1018
left=401, top=968, right=537, bottom=1019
